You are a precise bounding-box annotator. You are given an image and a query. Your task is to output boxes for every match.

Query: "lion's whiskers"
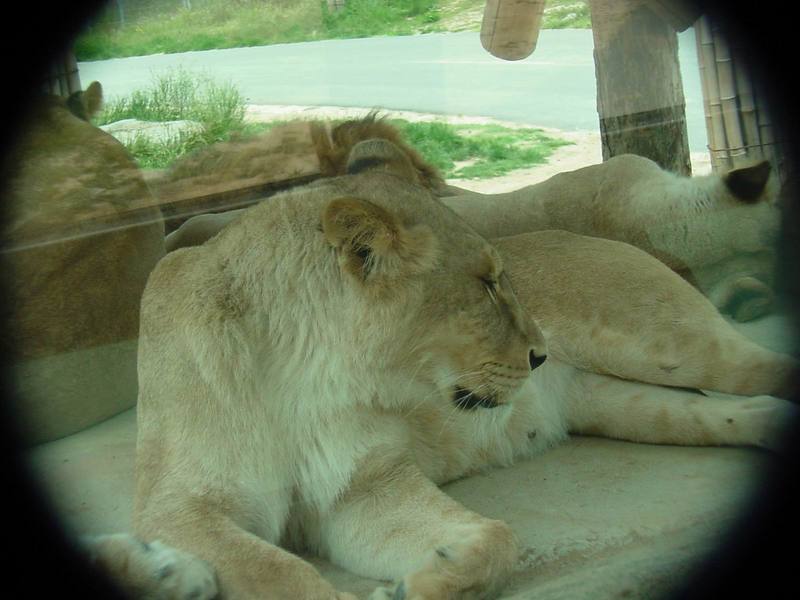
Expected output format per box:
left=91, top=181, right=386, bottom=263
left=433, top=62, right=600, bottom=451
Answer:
left=435, top=378, right=494, bottom=441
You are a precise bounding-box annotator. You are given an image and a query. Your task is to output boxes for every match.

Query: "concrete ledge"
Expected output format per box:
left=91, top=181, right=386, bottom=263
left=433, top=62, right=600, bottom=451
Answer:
left=24, top=313, right=792, bottom=598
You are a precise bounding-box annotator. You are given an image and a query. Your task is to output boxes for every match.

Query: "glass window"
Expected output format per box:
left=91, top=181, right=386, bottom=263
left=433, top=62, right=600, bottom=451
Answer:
left=3, top=1, right=797, bottom=598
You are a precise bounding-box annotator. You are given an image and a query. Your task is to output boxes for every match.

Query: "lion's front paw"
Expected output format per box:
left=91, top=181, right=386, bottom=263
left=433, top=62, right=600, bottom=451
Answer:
left=146, top=540, right=218, bottom=600
left=83, top=533, right=218, bottom=600
left=369, top=521, right=517, bottom=600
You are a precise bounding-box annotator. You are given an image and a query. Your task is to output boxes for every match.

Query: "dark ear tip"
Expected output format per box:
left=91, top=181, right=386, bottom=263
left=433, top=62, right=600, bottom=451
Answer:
left=724, top=160, right=772, bottom=202
left=346, top=156, right=386, bottom=176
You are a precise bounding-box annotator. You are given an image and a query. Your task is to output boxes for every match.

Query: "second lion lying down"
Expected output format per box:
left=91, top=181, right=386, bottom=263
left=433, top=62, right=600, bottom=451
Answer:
left=121, top=138, right=799, bottom=599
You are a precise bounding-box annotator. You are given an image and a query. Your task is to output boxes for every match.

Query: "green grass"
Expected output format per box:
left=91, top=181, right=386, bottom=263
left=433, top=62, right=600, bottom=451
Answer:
left=95, top=68, right=259, bottom=170
left=543, top=1, right=591, bottom=29
left=76, top=1, right=325, bottom=60
left=322, top=0, right=442, bottom=39
left=393, top=120, right=571, bottom=179
left=76, top=0, right=443, bottom=60
left=101, top=71, right=569, bottom=176
left=75, top=0, right=590, bottom=61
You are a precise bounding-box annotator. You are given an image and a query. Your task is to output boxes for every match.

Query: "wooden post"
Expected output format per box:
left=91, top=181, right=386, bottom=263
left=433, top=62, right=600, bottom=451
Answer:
left=589, top=0, right=692, bottom=175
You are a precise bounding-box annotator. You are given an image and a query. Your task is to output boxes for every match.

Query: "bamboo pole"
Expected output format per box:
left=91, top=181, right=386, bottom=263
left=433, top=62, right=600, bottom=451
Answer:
left=754, top=79, right=779, bottom=173
left=481, top=0, right=546, bottom=61
left=695, top=21, right=715, bottom=164
left=695, top=15, right=786, bottom=178
left=732, top=49, right=762, bottom=163
left=43, top=52, right=82, bottom=97
left=711, top=20, right=747, bottom=167
left=695, top=16, right=731, bottom=172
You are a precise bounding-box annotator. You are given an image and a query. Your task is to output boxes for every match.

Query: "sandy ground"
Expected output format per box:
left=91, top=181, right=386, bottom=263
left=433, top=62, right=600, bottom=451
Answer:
left=245, top=103, right=713, bottom=193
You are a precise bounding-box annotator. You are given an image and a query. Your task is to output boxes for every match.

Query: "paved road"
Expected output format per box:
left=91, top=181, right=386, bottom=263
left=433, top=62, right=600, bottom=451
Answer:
left=79, top=29, right=707, bottom=152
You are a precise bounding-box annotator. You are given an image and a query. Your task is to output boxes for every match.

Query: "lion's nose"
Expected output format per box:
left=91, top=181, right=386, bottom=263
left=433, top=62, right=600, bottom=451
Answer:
left=529, top=350, right=547, bottom=371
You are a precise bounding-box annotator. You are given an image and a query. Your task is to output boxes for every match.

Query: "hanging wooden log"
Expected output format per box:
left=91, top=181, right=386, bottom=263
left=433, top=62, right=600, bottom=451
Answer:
left=589, top=0, right=691, bottom=174
left=481, top=0, right=546, bottom=61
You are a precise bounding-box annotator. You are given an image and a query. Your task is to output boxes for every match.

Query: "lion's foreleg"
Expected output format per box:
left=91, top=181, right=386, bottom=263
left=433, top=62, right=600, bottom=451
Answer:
left=135, top=501, right=356, bottom=600
left=565, top=369, right=798, bottom=451
left=81, top=533, right=218, bottom=600
left=318, top=459, right=518, bottom=600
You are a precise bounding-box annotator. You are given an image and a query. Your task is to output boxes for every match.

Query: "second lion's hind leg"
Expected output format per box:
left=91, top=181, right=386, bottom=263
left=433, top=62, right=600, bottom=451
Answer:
left=565, top=370, right=799, bottom=451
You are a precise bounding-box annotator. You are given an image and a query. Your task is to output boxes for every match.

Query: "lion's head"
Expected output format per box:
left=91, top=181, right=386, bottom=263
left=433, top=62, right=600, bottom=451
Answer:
left=321, top=149, right=547, bottom=410
left=278, top=139, right=546, bottom=409
left=158, top=137, right=547, bottom=415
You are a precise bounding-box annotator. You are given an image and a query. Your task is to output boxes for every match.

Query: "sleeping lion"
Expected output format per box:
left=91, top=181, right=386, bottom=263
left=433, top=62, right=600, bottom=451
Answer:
left=91, top=138, right=796, bottom=599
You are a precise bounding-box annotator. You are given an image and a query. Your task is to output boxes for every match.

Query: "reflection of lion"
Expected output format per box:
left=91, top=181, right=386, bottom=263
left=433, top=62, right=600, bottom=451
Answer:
left=129, top=138, right=796, bottom=599
left=163, top=111, right=449, bottom=195
left=3, top=82, right=165, bottom=444
left=165, top=118, right=780, bottom=322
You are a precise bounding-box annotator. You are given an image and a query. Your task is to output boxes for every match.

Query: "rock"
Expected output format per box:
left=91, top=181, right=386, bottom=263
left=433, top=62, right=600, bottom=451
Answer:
left=100, top=118, right=203, bottom=145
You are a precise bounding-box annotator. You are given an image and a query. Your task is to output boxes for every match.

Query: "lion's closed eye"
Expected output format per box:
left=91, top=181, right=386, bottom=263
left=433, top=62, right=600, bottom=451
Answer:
left=480, top=276, right=499, bottom=303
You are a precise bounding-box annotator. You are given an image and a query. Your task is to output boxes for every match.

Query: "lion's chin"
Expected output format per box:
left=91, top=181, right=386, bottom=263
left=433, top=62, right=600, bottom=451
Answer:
left=452, top=386, right=499, bottom=410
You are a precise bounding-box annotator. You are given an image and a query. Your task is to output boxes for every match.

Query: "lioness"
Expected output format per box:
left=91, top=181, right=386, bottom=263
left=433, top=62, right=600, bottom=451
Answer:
left=128, top=138, right=796, bottom=599
left=3, top=82, right=165, bottom=444
left=444, top=154, right=781, bottom=323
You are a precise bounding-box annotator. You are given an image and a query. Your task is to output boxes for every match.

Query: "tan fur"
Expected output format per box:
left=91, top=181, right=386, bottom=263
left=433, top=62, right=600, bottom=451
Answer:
left=164, top=121, right=779, bottom=323
left=65, top=80, right=103, bottom=122
left=2, top=83, right=165, bottom=444
left=131, top=139, right=796, bottom=600
left=318, top=113, right=446, bottom=193
left=81, top=534, right=218, bottom=600
left=496, top=230, right=796, bottom=398
left=442, top=153, right=781, bottom=321
left=162, top=112, right=447, bottom=197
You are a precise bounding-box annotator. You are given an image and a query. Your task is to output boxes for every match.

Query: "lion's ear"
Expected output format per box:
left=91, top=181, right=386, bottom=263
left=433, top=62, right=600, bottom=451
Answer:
left=65, top=81, right=104, bottom=122
left=724, top=160, right=772, bottom=202
left=346, top=138, right=421, bottom=185
left=322, top=196, right=438, bottom=283
left=82, top=81, right=104, bottom=118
